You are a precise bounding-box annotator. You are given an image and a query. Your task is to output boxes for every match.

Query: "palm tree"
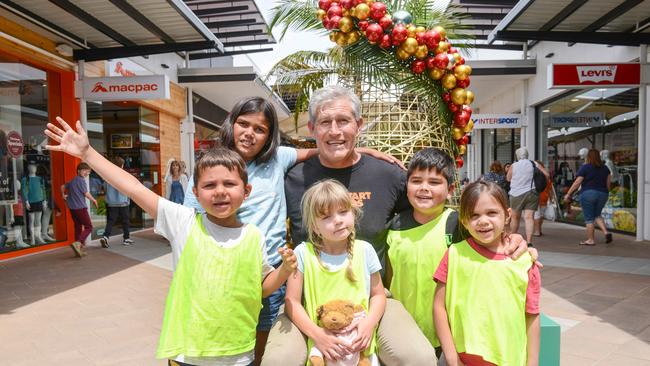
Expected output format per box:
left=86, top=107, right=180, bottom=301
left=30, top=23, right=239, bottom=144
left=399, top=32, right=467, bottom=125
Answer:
left=267, top=0, right=472, bottom=164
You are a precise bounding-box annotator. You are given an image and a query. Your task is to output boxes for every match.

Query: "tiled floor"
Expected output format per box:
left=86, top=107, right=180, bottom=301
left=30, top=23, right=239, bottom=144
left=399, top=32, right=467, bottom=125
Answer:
left=1, top=222, right=649, bottom=365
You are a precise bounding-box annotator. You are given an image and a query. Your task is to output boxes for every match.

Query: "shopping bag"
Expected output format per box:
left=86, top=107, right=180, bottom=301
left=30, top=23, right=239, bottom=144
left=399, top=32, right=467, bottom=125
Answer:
left=544, top=203, right=557, bottom=221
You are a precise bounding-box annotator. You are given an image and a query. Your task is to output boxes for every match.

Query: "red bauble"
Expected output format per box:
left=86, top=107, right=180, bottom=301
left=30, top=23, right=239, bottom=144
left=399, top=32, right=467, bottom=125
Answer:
left=392, top=24, right=408, bottom=44
left=456, top=157, right=464, bottom=168
left=462, top=105, right=473, bottom=115
left=353, top=0, right=366, bottom=5
left=454, top=111, right=470, bottom=127
left=426, top=56, right=437, bottom=69
left=319, top=0, right=333, bottom=11
left=433, top=53, right=449, bottom=69
left=328, top=15, right=341, bottom=30
left=339, top=0, right=354, bottom=9
left=456, top=77, right=470, bottom=88
left=448, top=47, right=457, bottom=53
left=379, top=34, right=392, bottom=49
left=456, top=57, right=465, bottom=65
left=425, top=31, right=441, bottom=49
left=322, top=17, right=331, bottom=29
left=411, top=60, right=426, bottom=74
left=358, top=20, right=370, bottom=31
left=457, top=135, right=469, bottom=146
left=442, top=92, right=451, bottom=103
left=448, top=102, right=459, bottom=113
left=370, top=2, right=387, bottom=21
left=365, top=23, right=384, bottom=43
left=378, top=16, right=393, bottom=30
left=415, top=32, right=426, bottom=45
left=327, top=5, right=343, bottom=18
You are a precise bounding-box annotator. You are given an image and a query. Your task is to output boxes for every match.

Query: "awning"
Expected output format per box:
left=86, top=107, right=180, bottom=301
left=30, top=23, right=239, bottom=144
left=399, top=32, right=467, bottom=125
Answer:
left=0, top=0, right=223, bottom=61
left=448, top=0, right=524, bottom=51
left=178, top=66, right=290, bottom=120
left=488, top=0, right=650, bottom=47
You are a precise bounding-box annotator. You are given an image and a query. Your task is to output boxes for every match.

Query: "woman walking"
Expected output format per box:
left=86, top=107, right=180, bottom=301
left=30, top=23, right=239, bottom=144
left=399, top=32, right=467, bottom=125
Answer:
left=564, top=149, right=612, bottom=246
left=164, top=159, right=188, bottom=204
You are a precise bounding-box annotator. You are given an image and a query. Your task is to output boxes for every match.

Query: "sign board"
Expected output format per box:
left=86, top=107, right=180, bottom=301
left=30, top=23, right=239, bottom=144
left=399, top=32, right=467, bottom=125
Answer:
left=6, top=131, right=23, bottom=158
left=548, top=63, right=641, bottom=89
left=549, top=112, right=605, bottom=128
left=0, top=158, right=17, bottom=204
left=76, top=75, right=170, bottom=101
left=472, top=114, right=524, bottom=129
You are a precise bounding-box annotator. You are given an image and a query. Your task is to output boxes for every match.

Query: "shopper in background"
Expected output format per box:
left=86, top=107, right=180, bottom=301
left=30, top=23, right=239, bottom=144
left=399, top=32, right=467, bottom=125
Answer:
left=564, top=149, right=612, bottom=246
left=61, top=162, right=98, bottom=257
left=164, top=159, right=188, bottom=204
left=100, top=156, right=133, bottom=248
left=533, top=161, right=553, bottom=237
left=481, top=160, right=509, bottom=193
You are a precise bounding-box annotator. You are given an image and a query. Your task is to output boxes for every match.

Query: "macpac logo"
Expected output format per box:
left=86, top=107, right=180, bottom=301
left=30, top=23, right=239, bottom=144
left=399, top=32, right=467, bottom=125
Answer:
left=576, top=65, right=617, bottom=83
left=90, top=81, right=159, bottom=94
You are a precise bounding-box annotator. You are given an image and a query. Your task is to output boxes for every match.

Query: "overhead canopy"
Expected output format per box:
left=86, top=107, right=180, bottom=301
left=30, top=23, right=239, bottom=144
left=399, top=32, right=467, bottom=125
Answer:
left=0, top=0, right=223, bottom=61
left=488, top=0, right=650, bottom=47
left=448, top=0, right=524, bottom=51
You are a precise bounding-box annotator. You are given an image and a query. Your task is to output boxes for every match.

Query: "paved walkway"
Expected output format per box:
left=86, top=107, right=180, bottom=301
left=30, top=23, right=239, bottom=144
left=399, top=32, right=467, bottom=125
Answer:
left=1, top=222, right=649, bottom=365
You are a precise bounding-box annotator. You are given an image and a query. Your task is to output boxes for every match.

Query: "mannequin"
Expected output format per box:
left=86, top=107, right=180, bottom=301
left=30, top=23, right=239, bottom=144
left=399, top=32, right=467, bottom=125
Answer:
left=600, top=150, right=619, bottom=185
left=578, top=147, right=589, bottom=161
left=22, top=163, right=46, bottom=245
left=10, top=179, right=28, bottom=248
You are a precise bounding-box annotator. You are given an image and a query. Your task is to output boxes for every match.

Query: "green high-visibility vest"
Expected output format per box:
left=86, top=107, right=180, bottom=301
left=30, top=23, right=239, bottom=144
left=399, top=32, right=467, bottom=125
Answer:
left=302, top=241, right=377, bottom=365
left=156, top=215, right=263, bottom=359
left=387, top=208, right=453, bottom=348
left=446, top=240, right=532, bottom=366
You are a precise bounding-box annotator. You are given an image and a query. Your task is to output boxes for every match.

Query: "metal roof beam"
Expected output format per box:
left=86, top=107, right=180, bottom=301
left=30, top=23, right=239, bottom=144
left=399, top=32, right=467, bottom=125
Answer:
left=178, top=74, right=257, bottom=83
left=624, top=15, right=650, bottom=33
left=74, top=40, right=217, bottom=61
left=458, top=0, right=516, bottom=5
left=454, top=43, right=524, bottom=51
left=582, top=0, right=644, bottom=32
left=185, top=0, right=250, bottom=5
left=192, top=6, right=248, bottom=16
left=487, top=0, right=535, bottom=44
left=108, top=0, right=175, bottom=43
left=527, top=0, right=589, bottom=48
left=189, top=48, right=273, bottom=59
left=198, top=10, right=262, bottom=18
left=222, top=39, right=275, bottom=47
left=494, top=30, right=650, bottom=46
left=204, top=18, right=257, bottom=28
left=214, top=29, right=265, bottom=38
left=49, top=0, right=136, bottom=46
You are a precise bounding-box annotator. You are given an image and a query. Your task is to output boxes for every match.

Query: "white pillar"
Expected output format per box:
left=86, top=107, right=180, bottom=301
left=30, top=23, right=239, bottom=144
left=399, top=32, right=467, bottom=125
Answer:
left=181, top=53, right=196, bottom=172
left=639, top=45, right=649, bottom=241
left=78, top=60, right=87, bottom=130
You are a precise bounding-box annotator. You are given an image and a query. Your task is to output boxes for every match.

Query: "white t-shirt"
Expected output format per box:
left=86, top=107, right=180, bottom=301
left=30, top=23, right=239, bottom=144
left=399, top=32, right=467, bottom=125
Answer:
left=154, top=198, right=274, bottom=366
left=509, top=159, right=535, bottom=197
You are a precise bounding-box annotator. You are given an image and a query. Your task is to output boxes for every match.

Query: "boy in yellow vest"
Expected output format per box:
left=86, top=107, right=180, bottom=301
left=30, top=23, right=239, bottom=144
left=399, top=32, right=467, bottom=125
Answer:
left=45, top=118, right=297, bottom=366
left=384, top=148, right=533, bottom=358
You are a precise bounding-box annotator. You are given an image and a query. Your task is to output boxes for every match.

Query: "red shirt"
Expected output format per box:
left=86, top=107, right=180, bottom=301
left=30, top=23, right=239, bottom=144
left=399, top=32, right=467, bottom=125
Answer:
left=434, top=239, right=541, bottom=366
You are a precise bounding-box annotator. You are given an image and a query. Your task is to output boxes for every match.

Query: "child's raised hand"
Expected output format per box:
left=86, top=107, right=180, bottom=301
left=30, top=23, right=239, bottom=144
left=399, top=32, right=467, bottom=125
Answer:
left=278, top=246, right=297, bottom=274
left=44, top=117, right=91, bottom=159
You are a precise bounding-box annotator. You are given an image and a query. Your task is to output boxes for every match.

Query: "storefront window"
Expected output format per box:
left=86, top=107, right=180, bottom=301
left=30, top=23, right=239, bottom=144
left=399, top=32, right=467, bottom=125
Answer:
left=481, top=128, right=521, bottom=173
left=539, top=88, right=638, bottom=233
left=194, top=120, right=220, bottom=154
left=86, top=102, right=161, bottom=239
left=0, top=55, right=65, bottom=253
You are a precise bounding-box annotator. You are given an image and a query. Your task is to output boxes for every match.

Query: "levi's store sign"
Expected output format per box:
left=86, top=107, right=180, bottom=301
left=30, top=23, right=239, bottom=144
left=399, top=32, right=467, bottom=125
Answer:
left=76, top=75, right=170, bottom=101
left=548, top=63, right=641, bottom=89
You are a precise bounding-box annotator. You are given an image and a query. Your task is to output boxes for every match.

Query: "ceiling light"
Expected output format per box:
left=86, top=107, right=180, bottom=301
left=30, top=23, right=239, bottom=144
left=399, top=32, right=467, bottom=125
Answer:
left=598, top=88, right=607, bottom=92
left=542, top=109, right=550, bottom=113
left=570, top=98, right=579, bottom=102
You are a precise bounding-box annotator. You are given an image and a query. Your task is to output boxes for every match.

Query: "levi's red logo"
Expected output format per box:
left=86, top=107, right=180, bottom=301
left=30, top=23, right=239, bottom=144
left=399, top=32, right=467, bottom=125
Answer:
left=576, top=65, right=617, bottom=83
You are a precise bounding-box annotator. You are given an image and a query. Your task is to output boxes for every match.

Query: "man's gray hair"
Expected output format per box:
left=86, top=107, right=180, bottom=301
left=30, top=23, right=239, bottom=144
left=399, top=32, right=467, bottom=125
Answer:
left=515, top=147, right=529, bottom=160
left=308, top=85, right=362, bottom=122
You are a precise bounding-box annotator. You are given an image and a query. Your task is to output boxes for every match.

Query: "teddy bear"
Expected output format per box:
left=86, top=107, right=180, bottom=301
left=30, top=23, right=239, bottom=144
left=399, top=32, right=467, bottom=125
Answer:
left=309, top=299, right=371, bottom=366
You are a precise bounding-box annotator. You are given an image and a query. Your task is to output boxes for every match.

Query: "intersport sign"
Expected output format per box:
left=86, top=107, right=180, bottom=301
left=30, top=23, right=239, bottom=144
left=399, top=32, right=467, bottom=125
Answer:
left=548, top=63, right=641, bottom=89
left=76, top=75, right=170, bottom=101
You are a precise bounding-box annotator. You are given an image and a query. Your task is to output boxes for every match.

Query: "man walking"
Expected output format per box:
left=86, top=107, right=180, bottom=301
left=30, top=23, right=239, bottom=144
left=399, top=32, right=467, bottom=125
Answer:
left=100, top=157, right=133, bottom=247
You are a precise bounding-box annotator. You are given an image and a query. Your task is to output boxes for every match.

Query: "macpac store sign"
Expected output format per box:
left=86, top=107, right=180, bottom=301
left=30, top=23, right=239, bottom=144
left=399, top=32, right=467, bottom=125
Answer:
left=472, top=114, right=524, bottom=129
left=548, top=63, right=643, bottom=89
left=76, top=75, right=170, bottom=101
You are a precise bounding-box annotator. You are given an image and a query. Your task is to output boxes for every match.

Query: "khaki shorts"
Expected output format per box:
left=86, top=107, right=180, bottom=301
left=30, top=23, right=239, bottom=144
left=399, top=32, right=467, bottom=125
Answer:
left=510, top=190, right=540, bottom=212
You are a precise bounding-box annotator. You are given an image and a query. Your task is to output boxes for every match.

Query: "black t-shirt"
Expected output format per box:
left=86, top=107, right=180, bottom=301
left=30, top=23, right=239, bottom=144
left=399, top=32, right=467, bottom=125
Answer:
left=285, top=154, right=408, bottom=262
left=385, top=208, right=465, bottom=247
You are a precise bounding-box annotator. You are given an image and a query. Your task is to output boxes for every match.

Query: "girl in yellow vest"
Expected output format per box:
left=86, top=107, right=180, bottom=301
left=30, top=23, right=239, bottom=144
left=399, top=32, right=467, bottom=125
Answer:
left=285, top=179, right=386, bottom=365
left=45, top=118, right=297, bottom=366
left=433, top=181, right=541, bottom=366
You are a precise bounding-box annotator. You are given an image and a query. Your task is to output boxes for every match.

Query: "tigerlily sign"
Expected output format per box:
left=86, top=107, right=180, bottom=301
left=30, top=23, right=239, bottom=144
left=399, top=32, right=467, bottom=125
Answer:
left=76, top=75, right=170, bottom=101
left=548, top=63, right=643, bottom=89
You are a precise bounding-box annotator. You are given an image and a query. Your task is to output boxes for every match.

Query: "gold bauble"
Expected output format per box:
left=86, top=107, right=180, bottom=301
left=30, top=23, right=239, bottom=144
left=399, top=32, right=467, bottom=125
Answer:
left=346, top=31, right=360, bottom=44
left=415, top=26, right=426, bottom=34
left=402, top=37, right=418, bottom=54
left=453, top=53, right=462, bottom=62
left=465, top=90, right=475, bottom=104
left=336, top=33, right=348, bottom=46
left=317, top=9, right=327, bottom=20
left=428, top=67, right=445, bottom=80
left=355, top=3, right=370, bottom=20
left=343, top=9, right=350, bottom=17
left=435, top=41, right=449, bottom=54
left=463, top=119, right=474, bottom=133
left=396, top=48, right=411, bottom=60
left=414, top=45, right=429, bottom=59
left=441, top=73, right=457, bottom=90
left=339, top=16, right=354, bottom=33
left=452, top=127, right=464, bottom=140
left=407, top=25, right=417, bottom=38
left=329, top=32, right=341, bottom=43
left=350, top=6, right=356, bottom=17
left=451, top=88, right=468, bottom=105
left=366, top=0, right=374, bottom=4
left=433, top=25, right=447, bottom=39
left=454, top=65, right=471, bottom=80
left=458, top=144, right=467, bottom=155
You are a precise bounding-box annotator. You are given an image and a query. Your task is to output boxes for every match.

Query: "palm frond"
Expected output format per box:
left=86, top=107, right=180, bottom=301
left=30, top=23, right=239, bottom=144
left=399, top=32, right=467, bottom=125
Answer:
left=269, top=0, right=326, bottom=41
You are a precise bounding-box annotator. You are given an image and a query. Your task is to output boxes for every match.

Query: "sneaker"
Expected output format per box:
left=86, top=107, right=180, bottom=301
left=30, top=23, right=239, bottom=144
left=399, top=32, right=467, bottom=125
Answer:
left=100, top=236, right=110, bottom=248
left=123, top=238, right=134, bottom=246
left=70, top=242, right=83, bottom=257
